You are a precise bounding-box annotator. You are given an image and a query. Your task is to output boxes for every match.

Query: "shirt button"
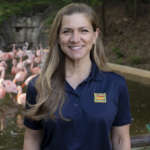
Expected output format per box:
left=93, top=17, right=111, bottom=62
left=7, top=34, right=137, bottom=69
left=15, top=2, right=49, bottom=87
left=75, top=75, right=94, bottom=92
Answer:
left=74, top=103, right=78, bottom=107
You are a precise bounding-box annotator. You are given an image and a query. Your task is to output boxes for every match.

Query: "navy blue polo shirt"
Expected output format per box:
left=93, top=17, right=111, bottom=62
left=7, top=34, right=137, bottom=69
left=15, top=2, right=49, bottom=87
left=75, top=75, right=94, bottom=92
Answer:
left=24, top=62, right=131, bottom=150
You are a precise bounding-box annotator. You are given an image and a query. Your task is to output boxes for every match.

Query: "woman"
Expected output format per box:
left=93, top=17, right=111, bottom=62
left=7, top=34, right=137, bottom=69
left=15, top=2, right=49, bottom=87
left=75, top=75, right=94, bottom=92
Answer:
left=23, top=3, right=131, bottom=150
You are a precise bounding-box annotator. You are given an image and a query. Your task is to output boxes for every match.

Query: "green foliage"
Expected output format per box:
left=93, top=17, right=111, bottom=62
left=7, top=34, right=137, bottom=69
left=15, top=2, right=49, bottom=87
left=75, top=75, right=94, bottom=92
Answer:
left=130, top=56, right=142, bottom=65
left=61, top=0, right=73, bottom=4
left=43, top=0, right=74, bottom=26
left=44, top=10, right=57, bottom=26
left=0, top=0, right=55, bottom=24
left=89, top=0, right=102, bottom=6
left=115, top=58, right=124, bottom=65
left=0, top=0, right=104, bottom=25
left=0, top=0, right=83, bottom=24
left=130, top=44, right=138, bottom=50
left=0, top=0, right=149, bottom=24
left=112, top=47, right=124, bottom=58
left=112, top=47, right=125, bottom=64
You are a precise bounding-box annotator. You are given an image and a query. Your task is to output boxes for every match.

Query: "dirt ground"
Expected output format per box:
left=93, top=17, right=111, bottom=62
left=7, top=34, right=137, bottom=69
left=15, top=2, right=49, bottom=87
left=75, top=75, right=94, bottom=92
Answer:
left=102, top=2, right=150, bottom=71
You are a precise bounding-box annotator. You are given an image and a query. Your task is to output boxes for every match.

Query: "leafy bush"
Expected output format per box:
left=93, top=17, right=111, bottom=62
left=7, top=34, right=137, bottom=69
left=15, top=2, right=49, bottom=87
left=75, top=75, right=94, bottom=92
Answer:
left=115, top=57, right=124, bottom=64
left=0, top=0, right=55, bottom=24
left=130, top=56, right=142, bottom=65
left=112, top=47, right=124, bottom=58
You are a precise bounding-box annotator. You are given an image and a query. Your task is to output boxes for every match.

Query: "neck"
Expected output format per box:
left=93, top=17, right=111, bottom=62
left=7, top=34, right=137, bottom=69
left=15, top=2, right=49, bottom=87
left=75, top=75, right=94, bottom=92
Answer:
left=65, top=57, right=92, bottom=89
left=66, top=56, right=91, bottom=76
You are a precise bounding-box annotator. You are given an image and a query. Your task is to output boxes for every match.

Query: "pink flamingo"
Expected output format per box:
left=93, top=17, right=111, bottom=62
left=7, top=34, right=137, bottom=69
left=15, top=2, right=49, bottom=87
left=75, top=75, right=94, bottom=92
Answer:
left=0, top=61, right=7, bottom=69
left=0, top=66, right=6, bottom=99
left=0, top=50, right=3, bottom=59
left=23, top=51, right=35, bottom=66
left=0, top=65, right=17, bottom=94
left=13, top=66, right=28, bottom=83
left=0, top=88, right=6, bottom=99
left=34, top=56, right=41, bottom=64
left=16, top=48, right=25, bottom=58
left=26, top=51, right=35, bottom=60
left=0, top=67, right=5, bottom=81
left=7, top=52, right=14, bottom=60
left=30, top=61, right=40, bottom=75
left=36, top=49, right=42, bottom=57
left=36, top=44, right=43, bottom=57
left=12, top=44, right=17, bottom=57
left=16, top=57, right=24, bottom=72
left=22, top=74, right=37, bottom=88
left=3, top=80, right=17, bottom=94
left=0, top=79, right=6, bottom=99
left=1, top=52, right=10, bottom=61
left=23, top=59, right=32, bottom=66
left=0, top=61, right=7, bottom=79
left=16, top=86, right=26, bottom=107
left=11, top=59, right=17, bottom=75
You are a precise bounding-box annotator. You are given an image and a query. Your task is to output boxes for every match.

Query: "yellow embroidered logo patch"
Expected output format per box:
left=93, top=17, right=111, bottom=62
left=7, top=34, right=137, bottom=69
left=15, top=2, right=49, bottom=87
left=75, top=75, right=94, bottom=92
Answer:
left=94, top=93, right=107, bottom=103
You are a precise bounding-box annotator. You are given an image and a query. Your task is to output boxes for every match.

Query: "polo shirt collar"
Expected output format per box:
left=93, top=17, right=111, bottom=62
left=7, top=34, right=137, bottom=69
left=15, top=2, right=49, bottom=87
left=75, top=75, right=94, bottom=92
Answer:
left=65, top=61, right=104, bottom=92
left=84, top=61, right=104, bottom=82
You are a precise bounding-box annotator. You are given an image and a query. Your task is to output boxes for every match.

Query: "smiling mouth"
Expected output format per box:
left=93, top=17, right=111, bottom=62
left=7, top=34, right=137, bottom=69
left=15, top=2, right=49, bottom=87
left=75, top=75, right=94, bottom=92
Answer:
left=68, top=46, right=83, bottom=50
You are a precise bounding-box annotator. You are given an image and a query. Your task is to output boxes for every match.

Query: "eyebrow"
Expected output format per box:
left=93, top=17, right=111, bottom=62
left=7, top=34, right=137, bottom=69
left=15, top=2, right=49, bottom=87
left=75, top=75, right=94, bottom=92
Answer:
left=61, top=26, right=90, bottom=30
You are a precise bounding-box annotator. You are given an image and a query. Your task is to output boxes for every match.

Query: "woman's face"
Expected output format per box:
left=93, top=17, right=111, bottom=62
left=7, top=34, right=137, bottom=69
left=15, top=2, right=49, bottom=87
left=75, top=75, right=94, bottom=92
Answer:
left=58, top=13, right=99, bottom=61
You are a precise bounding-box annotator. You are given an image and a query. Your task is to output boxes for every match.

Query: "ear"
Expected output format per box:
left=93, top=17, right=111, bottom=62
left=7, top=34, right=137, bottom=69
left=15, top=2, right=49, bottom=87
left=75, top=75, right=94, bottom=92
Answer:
left=93, top=28, right=100, bottom=44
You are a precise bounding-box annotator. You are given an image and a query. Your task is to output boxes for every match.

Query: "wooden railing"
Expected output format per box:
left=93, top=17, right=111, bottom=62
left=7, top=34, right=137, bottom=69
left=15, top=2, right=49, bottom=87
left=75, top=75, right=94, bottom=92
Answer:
left=131, top=134, right=150, bottom=147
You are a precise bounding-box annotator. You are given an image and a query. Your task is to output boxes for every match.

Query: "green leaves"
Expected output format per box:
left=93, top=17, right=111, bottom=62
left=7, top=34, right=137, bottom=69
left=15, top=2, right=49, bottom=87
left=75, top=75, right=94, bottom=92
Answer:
left=0, top=0, right=52, bottom=24
left=0, top=0, right=103, bottom=24
left=112, top=47, right=124, bottom=58
left=89, top=0, right=102, bottom=7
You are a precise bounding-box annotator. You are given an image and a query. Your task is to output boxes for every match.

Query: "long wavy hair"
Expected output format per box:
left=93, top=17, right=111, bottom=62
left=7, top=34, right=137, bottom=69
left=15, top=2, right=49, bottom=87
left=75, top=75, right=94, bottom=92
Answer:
left=26, top=3, right=108, bottom=120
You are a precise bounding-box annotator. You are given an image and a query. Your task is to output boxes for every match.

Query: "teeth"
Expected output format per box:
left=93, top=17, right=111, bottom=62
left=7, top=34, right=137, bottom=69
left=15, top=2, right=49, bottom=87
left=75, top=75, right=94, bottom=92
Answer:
left=69, top=46, right=82, bottom=50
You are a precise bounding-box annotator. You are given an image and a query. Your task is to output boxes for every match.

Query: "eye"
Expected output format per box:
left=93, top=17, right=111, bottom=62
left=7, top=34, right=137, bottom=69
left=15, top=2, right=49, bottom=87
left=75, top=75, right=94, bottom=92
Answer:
left=63, top=30, right=69, bottom=33
left=81, top=29, right=89, bottom=33
left=62, top=30, right=72, bottom=34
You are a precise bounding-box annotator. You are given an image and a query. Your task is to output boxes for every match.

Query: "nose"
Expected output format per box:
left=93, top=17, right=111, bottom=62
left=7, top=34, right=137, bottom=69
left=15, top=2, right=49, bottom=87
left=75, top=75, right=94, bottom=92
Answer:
left=70, top=31, right=80, bottom=43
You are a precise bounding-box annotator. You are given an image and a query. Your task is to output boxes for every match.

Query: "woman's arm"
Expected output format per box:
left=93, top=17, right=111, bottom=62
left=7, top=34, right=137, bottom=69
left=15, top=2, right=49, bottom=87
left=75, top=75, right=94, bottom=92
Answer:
left=23, top=127, right=43, bottom=150
left=111, top=124, right=131, bottom=150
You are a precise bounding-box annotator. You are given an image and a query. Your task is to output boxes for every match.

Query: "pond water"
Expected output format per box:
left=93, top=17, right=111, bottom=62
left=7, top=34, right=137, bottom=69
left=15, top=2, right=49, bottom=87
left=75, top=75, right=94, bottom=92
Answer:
left=127, top=80, right=150, bottom=136
left=0, top=95, right=24, bottom=150
left=0, top=80, right=150, bottom=150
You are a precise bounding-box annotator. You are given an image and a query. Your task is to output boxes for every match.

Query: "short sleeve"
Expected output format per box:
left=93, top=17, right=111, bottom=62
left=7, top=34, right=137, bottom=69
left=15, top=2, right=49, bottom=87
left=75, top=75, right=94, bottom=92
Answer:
left=112, top=78, right=132, bottom=126
left=24, top=77, right=43, bottom=130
